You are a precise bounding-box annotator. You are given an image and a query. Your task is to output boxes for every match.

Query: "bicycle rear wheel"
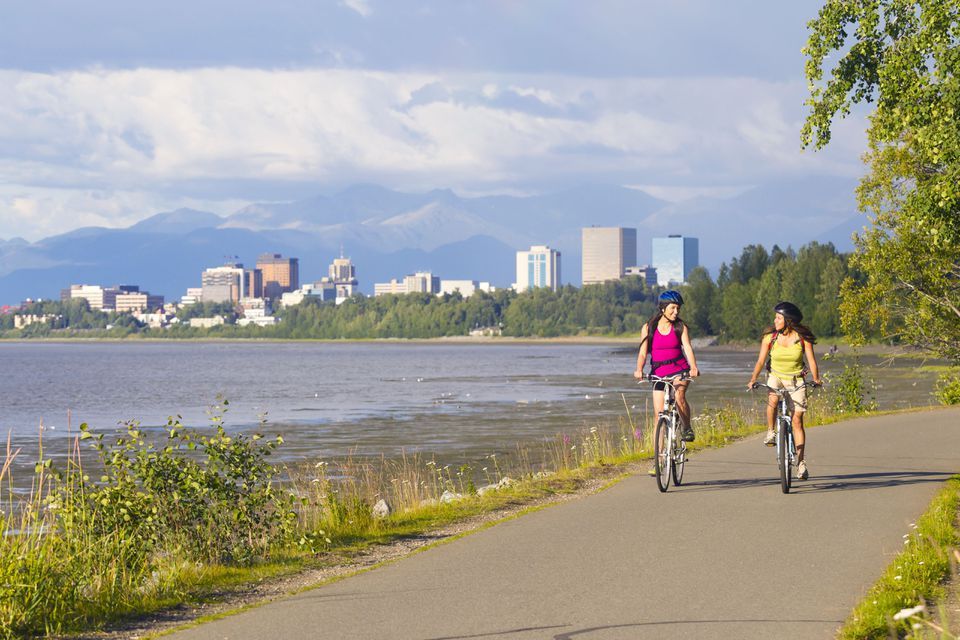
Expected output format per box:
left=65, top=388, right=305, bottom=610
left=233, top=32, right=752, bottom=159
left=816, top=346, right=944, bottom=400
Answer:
left=672, top=439, right=685, bottom=486
left=778, top=419, right=792, bottom=494
left=654, top=417, right=671, bottom=492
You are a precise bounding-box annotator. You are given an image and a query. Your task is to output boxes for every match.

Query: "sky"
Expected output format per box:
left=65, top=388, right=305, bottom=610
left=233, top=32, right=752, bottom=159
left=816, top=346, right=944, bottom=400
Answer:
left=0, top=0, right=868, bottom=241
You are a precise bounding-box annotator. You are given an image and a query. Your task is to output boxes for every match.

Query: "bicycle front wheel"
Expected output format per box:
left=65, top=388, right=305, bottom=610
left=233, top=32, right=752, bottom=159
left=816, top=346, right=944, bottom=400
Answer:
left=778, top=421, right=792, bottom=494
left=672, top=439, right=685, bottom=486
left=654, top=417, right=671, bottom=492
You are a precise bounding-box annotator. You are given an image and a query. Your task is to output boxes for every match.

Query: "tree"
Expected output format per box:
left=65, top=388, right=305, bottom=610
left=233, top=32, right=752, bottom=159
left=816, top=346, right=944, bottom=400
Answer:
left=681, top=266, right=718, bottom=336
left=804, top=0, right=960, bottom=361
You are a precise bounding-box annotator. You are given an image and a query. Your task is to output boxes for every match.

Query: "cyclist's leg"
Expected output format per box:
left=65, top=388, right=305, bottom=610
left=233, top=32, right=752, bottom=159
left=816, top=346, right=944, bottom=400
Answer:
left=789, top=384, right=808, bottom=462
left=764, top=374, right=780, bottom=445
left=648, top=387, right=666, bottom=475
left=675, top=379, right=694, bottom=441
left=652, top=388, right=665, bottom=416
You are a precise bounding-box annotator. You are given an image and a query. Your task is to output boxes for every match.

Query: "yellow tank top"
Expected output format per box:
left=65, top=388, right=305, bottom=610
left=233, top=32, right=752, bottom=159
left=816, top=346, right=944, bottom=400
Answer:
left=768, top=333, right=804, bottom=376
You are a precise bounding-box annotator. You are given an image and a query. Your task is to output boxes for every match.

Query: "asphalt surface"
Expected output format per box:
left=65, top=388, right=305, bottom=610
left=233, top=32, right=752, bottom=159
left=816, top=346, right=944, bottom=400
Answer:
left=169, top=407, right=960, bottom=640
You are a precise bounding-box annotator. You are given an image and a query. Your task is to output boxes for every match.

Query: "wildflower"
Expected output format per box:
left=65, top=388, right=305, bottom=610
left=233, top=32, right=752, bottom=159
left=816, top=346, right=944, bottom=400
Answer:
left=893, top=604, right=925, bottom=621
left=894, top=575, right=902, bottom=580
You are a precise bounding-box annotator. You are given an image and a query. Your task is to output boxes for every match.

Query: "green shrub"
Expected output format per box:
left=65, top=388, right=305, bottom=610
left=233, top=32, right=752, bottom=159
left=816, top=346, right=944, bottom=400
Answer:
left=827, top=358, right=877, bottom=414
left=934, top=370, right=960, bottom=405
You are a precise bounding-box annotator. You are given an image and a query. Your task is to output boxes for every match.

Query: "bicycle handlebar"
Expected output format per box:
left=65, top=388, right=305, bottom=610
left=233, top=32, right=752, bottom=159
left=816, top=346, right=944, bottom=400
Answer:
left=750, top=380, right=821, bottom=394
left=645, top=372, right=691, bottom=386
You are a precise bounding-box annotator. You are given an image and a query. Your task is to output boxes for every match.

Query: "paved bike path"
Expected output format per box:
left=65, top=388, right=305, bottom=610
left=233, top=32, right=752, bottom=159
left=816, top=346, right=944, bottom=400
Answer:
left=170, top=408, right=960, bottom=640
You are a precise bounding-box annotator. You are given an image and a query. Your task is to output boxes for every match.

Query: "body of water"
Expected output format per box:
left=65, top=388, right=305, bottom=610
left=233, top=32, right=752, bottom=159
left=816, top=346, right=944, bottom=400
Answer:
left=0, top=341, right=941, bottom=479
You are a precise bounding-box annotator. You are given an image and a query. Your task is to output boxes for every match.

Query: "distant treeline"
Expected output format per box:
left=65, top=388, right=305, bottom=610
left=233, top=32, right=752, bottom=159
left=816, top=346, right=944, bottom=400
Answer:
left=1, top=241, right=853, bottom=341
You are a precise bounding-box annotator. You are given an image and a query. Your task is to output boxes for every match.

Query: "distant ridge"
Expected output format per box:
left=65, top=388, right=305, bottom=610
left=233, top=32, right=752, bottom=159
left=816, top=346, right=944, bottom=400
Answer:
left=0, top=180, right=860, bottom=305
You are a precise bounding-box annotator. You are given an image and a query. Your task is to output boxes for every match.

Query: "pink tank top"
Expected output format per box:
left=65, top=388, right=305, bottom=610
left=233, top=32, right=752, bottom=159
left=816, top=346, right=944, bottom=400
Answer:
left=650, top=323, right=689, bottom=377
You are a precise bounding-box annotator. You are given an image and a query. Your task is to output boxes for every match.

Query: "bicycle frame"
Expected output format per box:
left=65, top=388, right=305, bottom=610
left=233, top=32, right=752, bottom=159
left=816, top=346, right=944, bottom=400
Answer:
left=648, top=373, right=689, bottom=492
left=751, top=380, right=817, bottom=494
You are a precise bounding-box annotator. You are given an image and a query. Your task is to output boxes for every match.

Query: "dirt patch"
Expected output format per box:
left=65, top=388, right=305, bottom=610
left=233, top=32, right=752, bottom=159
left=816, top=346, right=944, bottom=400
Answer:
left=62, top=460, right=648, bottom=640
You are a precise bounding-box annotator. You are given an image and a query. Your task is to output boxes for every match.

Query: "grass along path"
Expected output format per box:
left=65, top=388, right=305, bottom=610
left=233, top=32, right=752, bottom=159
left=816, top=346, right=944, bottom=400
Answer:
left=838, top=476, right=960, bottom=639
left=1, top=393, right=949, bottom=639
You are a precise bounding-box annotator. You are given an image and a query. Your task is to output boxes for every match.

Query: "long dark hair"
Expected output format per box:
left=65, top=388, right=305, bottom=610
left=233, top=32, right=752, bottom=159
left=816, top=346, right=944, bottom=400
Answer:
left=640, top=302, right=686, bottom=348
left=765, top=317, right=817, bottom=344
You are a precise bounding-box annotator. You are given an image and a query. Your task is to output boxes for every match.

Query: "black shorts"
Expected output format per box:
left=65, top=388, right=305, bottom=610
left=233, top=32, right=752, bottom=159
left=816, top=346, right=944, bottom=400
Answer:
left=651, top=370, right=690, bottom=391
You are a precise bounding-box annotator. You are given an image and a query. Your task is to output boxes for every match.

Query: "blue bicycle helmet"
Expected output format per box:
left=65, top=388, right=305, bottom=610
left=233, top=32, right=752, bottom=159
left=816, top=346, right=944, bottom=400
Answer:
left=658, top=290, right=684, bottom=306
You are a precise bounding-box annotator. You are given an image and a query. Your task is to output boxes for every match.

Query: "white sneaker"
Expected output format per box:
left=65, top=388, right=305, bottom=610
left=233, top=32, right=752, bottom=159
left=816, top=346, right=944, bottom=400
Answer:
left=797, top=461, right=809, bottom=480
left=763, top=430, right=776, bottom=446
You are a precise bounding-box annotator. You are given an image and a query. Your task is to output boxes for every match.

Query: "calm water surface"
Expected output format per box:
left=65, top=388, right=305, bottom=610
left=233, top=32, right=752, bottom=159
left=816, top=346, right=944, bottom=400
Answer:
left=0, top=341, right=941, bottom=480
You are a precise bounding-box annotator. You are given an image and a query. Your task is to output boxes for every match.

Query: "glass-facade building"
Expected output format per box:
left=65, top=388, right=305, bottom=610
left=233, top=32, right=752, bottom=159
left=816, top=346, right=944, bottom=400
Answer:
left=515, top=245, right=561, bottom=292
left=651, top=235, right=699, bottom=285
left=581, top=227, right=637, bottom=285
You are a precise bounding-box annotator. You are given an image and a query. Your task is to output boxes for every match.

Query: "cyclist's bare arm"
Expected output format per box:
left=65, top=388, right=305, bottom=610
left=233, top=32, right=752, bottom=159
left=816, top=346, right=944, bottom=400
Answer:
left=679, top=324, right=700, bottom=377
left=634, top=324, right=650, bottom=380
left=804, top=340, right=822, bottom=385
left=747, top=335, right=772, bottom=389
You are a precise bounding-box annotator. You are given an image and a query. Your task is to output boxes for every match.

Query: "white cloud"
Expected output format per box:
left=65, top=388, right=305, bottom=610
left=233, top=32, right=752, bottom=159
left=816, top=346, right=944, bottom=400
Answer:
left=341, top=0, right=373, bottom=18
left=0, top=67, right=866, bottom=240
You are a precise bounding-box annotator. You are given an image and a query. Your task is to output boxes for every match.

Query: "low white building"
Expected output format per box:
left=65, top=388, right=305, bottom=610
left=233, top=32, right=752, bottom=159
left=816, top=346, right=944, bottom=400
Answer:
left=180, top=287, right=203, bottom=305
left=279, top=281, right=336, bottom=307
left=438, top=280, right=494, bottom=298
left=189, top=316, right=225, bottom=329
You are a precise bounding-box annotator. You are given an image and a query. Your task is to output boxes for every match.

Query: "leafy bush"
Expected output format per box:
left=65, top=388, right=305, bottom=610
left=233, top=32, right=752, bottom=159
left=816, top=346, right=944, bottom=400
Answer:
left=827, top=359, right=877, bottom=414
left=68, top=399, right=296, bottom=564
left=934, top=370, right=960, bottom=405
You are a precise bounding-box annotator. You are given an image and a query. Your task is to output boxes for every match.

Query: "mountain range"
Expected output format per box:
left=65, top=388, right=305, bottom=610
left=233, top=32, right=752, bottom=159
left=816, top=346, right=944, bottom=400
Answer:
left=0, top=179, right=868, bottom=305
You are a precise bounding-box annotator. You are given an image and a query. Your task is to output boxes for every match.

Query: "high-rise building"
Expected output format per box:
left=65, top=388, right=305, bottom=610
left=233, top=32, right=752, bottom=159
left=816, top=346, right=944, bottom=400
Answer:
left=652, top=235, right=699, bottom=285
left=404, top=271, right=440, bottom=293
left=201, top=263, right=245, bottom=303
left=257, top=253, right=299, bottom=300
left=581, top=227, right=637, bottom=285
left=327, top=253, right=358, bottom=299
left=515, top=245, right=561, bottom=292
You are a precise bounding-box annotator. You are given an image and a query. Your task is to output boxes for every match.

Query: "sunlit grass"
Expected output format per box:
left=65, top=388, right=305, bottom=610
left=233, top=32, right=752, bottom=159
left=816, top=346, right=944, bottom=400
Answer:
left=838, top=477, right=960, bottom=639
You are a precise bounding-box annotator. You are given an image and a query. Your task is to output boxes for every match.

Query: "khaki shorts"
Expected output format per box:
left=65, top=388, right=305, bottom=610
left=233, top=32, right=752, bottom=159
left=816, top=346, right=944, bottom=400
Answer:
left=766, top=373, right=807, bottom=414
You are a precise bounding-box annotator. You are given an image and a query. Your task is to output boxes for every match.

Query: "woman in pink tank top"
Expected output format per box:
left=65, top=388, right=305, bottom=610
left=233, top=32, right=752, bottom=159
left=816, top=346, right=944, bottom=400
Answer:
left=633, top=290, right=700, bottom=446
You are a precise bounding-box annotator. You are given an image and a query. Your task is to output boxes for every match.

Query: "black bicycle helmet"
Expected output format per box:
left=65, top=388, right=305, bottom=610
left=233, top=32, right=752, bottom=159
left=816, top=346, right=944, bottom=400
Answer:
left=658, top=290, right=684, bottom=306
left=774, top=301, right=803, bottom=323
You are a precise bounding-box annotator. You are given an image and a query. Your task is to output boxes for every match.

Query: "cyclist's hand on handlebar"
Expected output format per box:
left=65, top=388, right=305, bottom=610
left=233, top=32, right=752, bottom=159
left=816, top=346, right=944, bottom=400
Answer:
left=747, top=378, right=757, bottom=391
left=689, top=366, right=700, bottom=378
left=633, top=368, right=644, bottom=381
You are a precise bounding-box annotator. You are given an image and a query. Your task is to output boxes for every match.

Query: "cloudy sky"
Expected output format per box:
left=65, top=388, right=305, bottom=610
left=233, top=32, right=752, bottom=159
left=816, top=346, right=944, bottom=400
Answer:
left=1, top=0, right=867, bottom=241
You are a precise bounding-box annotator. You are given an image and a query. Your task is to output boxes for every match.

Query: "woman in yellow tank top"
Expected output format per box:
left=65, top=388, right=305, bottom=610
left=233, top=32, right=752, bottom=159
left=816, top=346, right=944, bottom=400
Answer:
left=747, top=301, right=822, bottom=480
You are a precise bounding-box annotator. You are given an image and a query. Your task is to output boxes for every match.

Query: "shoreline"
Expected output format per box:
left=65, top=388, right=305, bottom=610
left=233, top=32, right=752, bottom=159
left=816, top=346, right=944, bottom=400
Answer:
left=0, top=334, right=909, bottom=354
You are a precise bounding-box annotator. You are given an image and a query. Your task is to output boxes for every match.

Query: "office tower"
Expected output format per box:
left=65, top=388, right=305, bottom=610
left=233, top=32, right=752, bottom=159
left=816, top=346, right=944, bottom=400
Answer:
left=328, top=253, right=359, bottom=299
left=115, top=290, right=164, bottom=313
left=244, top=269, right=263, bottom=299
left=515, top=245, right=561, bottom=292
left=202, top=263, right=245, bottom=303
left=652, top=235, right=699, bottom=285
left=257, top=253, right=299, bottom=300
left=581, top=227, right=637, bottom=285
left=61, top=284, right=120, bottom=311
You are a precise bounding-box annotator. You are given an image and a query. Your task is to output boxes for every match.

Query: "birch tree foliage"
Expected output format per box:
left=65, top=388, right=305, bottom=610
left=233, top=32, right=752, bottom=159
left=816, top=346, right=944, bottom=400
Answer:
left=803, top=0, right=960, bottom=362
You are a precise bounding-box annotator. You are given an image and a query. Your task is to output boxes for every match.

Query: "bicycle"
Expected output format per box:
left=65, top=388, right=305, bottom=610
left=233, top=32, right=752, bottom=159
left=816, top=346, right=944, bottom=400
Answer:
left=647, top=373, right=690, bottom=493
left=751, top=380, right=820, bottom=494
